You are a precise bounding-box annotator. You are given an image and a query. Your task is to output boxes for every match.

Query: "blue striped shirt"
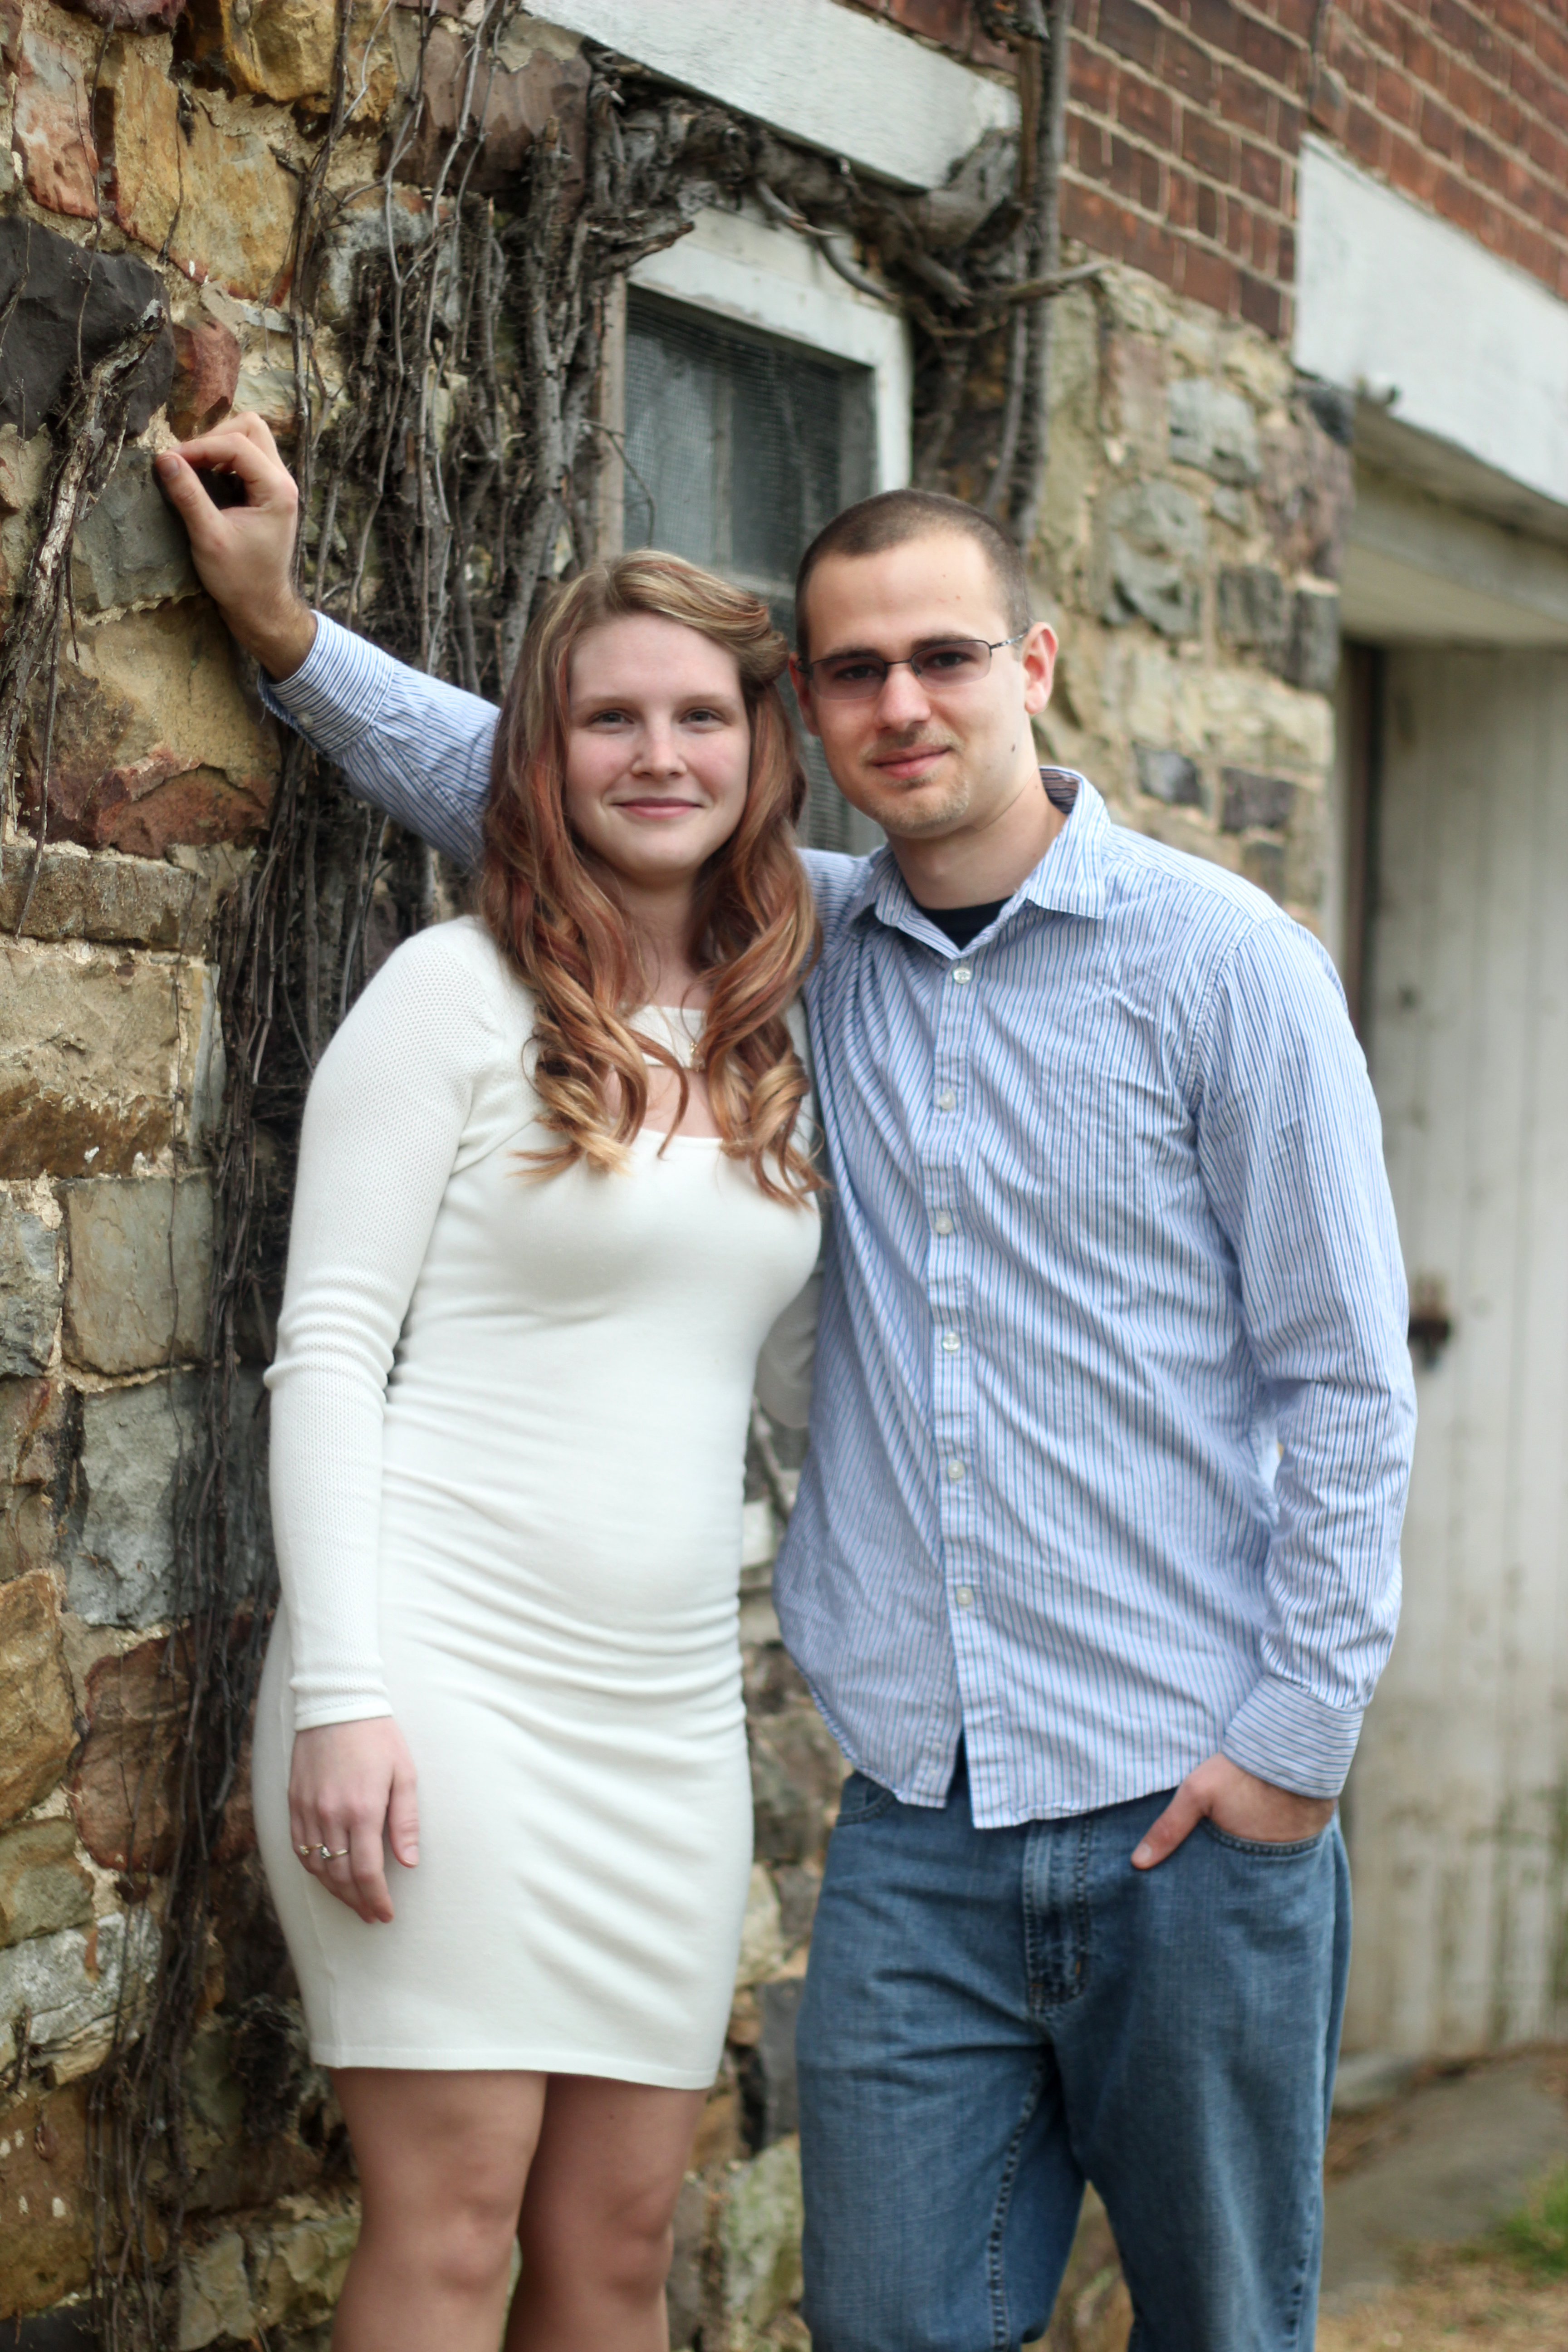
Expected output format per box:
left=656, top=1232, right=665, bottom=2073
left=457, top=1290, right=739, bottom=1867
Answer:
left=266, top=616, right=1416, bottom=1825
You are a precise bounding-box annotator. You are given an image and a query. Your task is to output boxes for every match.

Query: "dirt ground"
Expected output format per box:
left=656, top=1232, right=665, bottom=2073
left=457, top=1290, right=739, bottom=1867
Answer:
left=1314, top=2248, right=1568, bottom=2349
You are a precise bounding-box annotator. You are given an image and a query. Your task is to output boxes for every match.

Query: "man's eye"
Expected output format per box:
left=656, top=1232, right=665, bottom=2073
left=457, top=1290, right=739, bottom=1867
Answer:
left=825, top=661, right=881, bottom=686
left=922, top=645, right=977, bottom=674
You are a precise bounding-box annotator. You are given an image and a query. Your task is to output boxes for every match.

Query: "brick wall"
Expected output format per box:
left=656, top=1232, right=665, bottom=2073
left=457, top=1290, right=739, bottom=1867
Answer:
left=850, top=0, right=1568, bottom=335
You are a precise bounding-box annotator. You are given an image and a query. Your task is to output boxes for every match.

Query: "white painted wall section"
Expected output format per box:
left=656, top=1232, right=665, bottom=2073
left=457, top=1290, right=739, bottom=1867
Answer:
left=534, top=0, right=1016, bottom=188
left=1295, top=138, right=1568, bottom=515
left=631, top=206, right=913, bottom=490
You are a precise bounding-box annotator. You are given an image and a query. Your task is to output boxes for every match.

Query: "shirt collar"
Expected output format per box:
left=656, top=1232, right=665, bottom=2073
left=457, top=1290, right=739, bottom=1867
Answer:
left=843, top=769, right=1110, bottom=946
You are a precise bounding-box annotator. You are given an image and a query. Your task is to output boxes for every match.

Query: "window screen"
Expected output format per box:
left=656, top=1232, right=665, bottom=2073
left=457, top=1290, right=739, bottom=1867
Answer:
left=624, top=291, right=878, bottom=855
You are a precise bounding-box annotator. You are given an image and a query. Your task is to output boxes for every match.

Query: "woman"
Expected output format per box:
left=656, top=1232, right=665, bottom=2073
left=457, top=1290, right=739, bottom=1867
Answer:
left=252, top=551, right=824, bottom=2352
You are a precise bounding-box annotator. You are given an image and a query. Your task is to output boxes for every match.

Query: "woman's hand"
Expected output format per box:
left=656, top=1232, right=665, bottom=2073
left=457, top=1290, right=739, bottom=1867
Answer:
left=289, top=1718, right=420, bottom=1924
left=155, top=412, right=317, bottom=680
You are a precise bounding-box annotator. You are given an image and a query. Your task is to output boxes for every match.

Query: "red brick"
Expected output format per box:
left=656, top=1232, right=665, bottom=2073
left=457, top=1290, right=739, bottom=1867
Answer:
left=1446, top=57, right=1495, bottom=124
left=1183, top=107, right=1237, bottom=180
left=1524, top=115, right=1568, bottom=183
left=1238, top=7, right=1299, bottom=87
left=1501, top=150, right=1548, bottom=216
left=1487, top=0, right=1532, bottom=42
left=884, top=0, right=971, bottom=47
left=1485, top=83, right=1527, bottom=148
left=1070, top=40, right=1117, bottom=110
left=1276, top=93, right=1302, bottom=151
left=1188, top=0, right=1245, bottom=60
left=1073, top=0, right=1094, bottom=31
left=1249, top=210, right=1277, bottom=272
left=1460, top=125, right=1509, bottom=198
left=1239, top=268, right=1284, bottom=338
left=1431, top=168, right=1485, bottom=238
left=1121, top=209, right=1183, bottom=290
left=1429, top=0, right=1507, bottom=81
left=1326, top=15, right=1373, bottom=96
left=1514, top=222, right=1556, bottom=286
left=1225, top=195, right=1250, bottom=252
left=1098, top=0, right=1161, bottom=69
left=1351, top=0, right=1406, bottom=63
left=968, top=22, right=1016, bottom=69
left=1532, top=14, right=1568, bottom=88
left=1387, top=128, right=1442, bottom=204
left=1109, top=129, right=1164, bottom=209
left=1343, top=98, right=1387, bottom=169
left=1181, top=239, right=1239, bottom=312
left=1074, top=116, right=1114, bottom=177
left=1062, top=177, right=1162, bottom=270
left=1374, top=59, right=1421, bottom=126
left=1401, top=23, right=1443, bottom=88
left=1420, top=92, right=1460, bottom=156
left=1516, top=56, right=1568, bottom=141
left=1277, top=220, right=1295, bottom=281
left=1163, top=24, right=1216, bottom=103
left=1117, top=69, right=1176, bottom=145
left=1216, top=61, right=1273, bottom=133
left=1239, top=137, right=1282, bottom=203
left=1166, top=162, right=1199, bottom=228
left=1269, top=0, right=1315, bottom=38
left=1196, top=178, right=1222, bottom=237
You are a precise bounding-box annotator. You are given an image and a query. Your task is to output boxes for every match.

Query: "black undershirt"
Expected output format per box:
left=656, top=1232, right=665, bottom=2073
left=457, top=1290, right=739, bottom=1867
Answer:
left=911, top=769, right=1079, bottom=953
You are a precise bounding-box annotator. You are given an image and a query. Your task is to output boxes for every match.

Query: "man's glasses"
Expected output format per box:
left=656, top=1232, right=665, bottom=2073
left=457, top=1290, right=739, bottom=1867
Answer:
left=801, top=631, right=1029, bottom=703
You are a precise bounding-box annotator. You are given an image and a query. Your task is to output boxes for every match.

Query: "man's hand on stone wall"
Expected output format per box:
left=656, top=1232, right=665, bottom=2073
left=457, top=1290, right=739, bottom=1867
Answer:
left=157, top=412, right=318, bottom=682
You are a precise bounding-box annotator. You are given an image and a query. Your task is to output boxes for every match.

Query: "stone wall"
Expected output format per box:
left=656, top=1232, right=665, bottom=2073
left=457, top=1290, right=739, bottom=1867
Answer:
left=0, top=5, right=1346, bottom=2349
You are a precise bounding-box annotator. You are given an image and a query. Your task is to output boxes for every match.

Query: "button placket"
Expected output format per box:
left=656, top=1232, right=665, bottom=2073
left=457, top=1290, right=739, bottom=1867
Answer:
left=926, top=953, right=979, bottom=1622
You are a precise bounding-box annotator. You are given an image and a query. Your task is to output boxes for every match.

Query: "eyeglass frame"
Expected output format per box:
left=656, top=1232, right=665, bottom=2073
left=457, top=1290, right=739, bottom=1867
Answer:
left=797, top=628, right=1032, bottom=701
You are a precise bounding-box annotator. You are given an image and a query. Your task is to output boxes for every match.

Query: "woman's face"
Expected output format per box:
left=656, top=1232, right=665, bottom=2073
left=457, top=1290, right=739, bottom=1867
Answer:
left=563, top=614, right=751, bottom=897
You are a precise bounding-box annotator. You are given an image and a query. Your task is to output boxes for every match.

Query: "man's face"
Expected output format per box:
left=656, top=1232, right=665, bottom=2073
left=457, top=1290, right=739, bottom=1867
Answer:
left=791, top=532, right=1057, bottom=843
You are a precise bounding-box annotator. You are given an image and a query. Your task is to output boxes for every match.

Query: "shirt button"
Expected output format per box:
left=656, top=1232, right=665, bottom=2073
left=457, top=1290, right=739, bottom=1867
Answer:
left=941, top=1330, right=961, bottom=1353
left=951, top=965, right=972, bottom=985
left=954, top=1584, right=975, bottom=1608
left=931, top=1210, right=954, bottom=1235
left=946, top=1458, right=965, bottom=1482
left=936, top=1087, right=956, bottom=1112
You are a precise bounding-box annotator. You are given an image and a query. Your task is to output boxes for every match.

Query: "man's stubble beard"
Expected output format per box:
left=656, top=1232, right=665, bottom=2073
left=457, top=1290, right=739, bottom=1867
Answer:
left=836, top=738, right=972, bottom=842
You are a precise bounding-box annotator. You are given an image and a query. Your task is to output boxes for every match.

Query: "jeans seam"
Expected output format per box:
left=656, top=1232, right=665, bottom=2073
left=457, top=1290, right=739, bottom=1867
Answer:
left=985, top=2050, right=1047, bottom=2352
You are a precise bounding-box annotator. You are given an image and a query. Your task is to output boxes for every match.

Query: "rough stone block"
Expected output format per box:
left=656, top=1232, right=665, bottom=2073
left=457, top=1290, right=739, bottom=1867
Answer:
left=749, top=1705, right=848, bottom=1866
left=1133, top=745, right=1202, bottom=808
left=19, top=600, right=277, bottom=860
left=0, top=2082, right=93, bottom=2322
left=750, top=1974, right=803, bottom=2148
left=70, top=1626, right=255, bottom=1871
left=182, top=0, right=395, bottom=113
left=1216, top=563, right=1288, bottom=655
left=396, top=19, right=589, bottom=193
left=1104, top=332, right=1167, bottom=462
left=1221, top=766, right=1297, bottom=833
left=96, top=38, right=300, bottom=300
left=734, top=1864, right=784, bottom=1991
left=10, top=22, right=98, bottom=221
left=1262, top=404, right=1354, bottom=582
left=169, top=318, right=241, bottom=440
left=63, top=1374, right=196, bottom=1627
left=63, top=1177, right=213, bottom=1373
left=1168, top=377, right=1262, bottom=484
left=0, top=1378, right=74, bottom=1581
left=0, top=1571, right=76, bottom=1827
left=247, top=2207, right=359, bottom=2333
left=1240, top=837, right=1286, bottom=903
left=772, top=1858, right=819, bottom=1951
left=0, top=940, right=206, bottom=1180
left=63, top=1370, right=270, bottom=1630
left=0, top=847, right=202, bottom=949
left=0, top=1819, right=93, bottom=1947
left=720, top=2138, right=803, bottom=2335
left=70, top=448, right=201, bottom=614
left=1103, top=480, right=1205, bottom=639
left=1283, top=586, right=1341, bottom=694
left=0, top=1196, right=61, bottom=1376
left=177, top=2230, right=253, bottom=2351
left=0, top=1908, right=160, bottom=2081
left=666, top=2174, right=706, bottom=2352
left=0, top=217, right=173, bottom=440
left=60, top=0, right=186, bottom=23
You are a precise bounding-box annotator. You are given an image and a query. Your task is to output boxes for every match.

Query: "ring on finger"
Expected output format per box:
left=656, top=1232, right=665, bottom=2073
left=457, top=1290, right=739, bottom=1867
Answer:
left=314, top=1842, right=350, bottom=1862
left=295, top=1843, right=314, bottom=1860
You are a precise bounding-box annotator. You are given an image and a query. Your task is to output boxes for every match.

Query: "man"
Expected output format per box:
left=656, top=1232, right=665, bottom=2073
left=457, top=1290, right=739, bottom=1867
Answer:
left=160, top=421, right=1415, bottom=2350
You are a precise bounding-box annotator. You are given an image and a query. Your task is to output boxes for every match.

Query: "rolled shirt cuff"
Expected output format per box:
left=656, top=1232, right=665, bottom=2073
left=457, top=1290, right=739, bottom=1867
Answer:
left=1221, top=1674, right=1364, bottom=1799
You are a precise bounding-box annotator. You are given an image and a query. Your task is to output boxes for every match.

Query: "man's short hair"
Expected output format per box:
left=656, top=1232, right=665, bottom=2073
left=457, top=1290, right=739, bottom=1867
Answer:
left=794, top=488, right=1032, bottom=660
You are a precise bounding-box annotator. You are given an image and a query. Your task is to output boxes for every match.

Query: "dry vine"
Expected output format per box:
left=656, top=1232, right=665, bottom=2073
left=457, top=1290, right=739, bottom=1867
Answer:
left=64, top=3, right=1077, bottom=2341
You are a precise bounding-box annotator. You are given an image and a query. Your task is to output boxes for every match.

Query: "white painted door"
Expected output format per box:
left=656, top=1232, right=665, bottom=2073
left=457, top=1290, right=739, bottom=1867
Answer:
left=1346, top=647, right=1568, bottom=2057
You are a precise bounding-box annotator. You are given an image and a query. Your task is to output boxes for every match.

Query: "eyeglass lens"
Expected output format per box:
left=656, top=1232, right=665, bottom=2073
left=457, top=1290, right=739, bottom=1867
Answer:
left=812, top=639, right=994, bottom=701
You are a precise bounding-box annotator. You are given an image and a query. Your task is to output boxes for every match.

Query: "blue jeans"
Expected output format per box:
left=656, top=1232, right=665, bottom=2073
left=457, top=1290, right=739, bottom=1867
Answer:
left=796, top=1752, right=1350, bottom=2351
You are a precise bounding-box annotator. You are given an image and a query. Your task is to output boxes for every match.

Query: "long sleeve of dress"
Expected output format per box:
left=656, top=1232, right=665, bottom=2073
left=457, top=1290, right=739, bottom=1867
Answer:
left=265, top=923, right=506, bottom=1727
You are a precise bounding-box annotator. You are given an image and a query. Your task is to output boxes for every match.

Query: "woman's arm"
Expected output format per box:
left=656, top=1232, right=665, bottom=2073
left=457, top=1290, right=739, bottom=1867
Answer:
left=267, top=922, right=503, bottom=1917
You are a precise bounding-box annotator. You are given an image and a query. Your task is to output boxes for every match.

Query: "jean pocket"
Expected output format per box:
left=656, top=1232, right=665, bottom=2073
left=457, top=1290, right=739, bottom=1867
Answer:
left=833, top=1770, right=898, bottom=1828
left=1201, top=1818, right=1333, bottom=1858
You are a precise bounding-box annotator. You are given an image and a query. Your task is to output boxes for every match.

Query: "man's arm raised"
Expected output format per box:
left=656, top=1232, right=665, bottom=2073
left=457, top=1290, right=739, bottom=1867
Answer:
left=158, top=415, right=497, bottom=868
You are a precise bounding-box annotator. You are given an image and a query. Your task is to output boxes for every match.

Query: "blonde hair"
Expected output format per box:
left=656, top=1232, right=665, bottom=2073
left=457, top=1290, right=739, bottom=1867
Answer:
left=477, top=551, right=823, bottom=1204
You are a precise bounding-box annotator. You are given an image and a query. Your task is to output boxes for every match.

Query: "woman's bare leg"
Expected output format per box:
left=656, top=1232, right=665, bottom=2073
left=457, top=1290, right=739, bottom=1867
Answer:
left=331, top=2068, right=546, bottom=2352
left=505, top=2077, right=707, bottom=2352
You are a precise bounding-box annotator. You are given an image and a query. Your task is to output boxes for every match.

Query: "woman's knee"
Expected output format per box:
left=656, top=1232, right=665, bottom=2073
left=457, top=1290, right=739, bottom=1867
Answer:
left=522, top=2182, right=676, bottom=2306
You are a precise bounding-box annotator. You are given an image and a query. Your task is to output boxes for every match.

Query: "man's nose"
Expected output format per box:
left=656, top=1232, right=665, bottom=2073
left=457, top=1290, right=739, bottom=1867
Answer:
left=873, top=661, right=933, bottom=727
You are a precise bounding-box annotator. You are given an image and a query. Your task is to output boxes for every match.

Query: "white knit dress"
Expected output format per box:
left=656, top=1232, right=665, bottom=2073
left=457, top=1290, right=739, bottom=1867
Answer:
left=252, top=916, right=821, bottom=2082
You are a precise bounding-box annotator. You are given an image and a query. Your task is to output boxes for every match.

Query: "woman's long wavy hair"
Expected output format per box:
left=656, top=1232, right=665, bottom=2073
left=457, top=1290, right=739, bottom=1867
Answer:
left=478, top=550, right=823, bottom=1204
